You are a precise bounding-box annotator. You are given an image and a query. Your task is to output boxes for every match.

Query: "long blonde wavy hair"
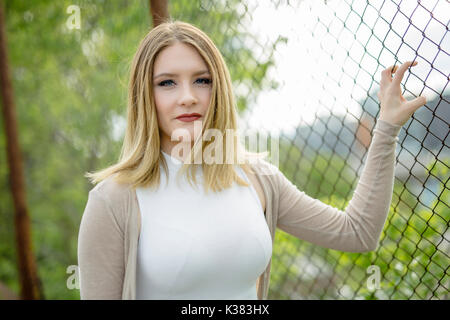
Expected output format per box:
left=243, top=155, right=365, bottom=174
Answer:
left=84, top=20, right=268, bottom=193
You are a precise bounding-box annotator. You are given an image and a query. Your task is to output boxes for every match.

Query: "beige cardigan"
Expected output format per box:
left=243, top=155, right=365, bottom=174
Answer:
left=78, top=119, right=402, bottom=300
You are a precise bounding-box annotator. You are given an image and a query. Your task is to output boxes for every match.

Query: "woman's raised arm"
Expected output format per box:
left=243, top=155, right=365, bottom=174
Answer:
left=275, top=61, right=426, bottom=252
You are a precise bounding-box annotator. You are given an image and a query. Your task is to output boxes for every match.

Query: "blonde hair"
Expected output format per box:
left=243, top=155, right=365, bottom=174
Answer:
left=85, top=19, right=268, bottom=193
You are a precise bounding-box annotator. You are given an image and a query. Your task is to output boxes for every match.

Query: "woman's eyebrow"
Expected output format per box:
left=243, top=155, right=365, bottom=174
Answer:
left=153, top=70, right=210, bottom=80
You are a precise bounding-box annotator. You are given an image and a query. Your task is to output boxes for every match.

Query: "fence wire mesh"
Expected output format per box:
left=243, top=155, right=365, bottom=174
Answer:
left=172, top=0, right=449, bottom=299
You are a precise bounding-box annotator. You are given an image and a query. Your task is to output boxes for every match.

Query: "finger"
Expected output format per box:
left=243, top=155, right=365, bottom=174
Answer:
left=380, top=64, right=395, bottom=89
left=392, top=60, right=418, bottom=86
left=391, top=65, right=399, bottom=75
left=406, top=95, right=427, bottom=113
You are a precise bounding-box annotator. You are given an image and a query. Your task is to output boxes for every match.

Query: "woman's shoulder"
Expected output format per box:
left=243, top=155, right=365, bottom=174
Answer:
left=245, top=157, right=294, bottom=197
left=89, top=173, right=134, bottom=208
left=246, top=157, right=281, bottom=179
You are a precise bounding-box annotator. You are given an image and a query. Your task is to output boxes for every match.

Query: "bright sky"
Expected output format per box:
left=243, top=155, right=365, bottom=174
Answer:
left=238, top=0, right=450, bottom=136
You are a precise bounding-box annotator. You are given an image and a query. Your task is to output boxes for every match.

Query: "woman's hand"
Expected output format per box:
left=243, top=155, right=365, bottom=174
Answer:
left=377, top=60, right=427, bottom=126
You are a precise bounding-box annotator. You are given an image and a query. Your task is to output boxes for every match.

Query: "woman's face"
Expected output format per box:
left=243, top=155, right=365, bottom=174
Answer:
left=152, top=41, right=212, bottom=156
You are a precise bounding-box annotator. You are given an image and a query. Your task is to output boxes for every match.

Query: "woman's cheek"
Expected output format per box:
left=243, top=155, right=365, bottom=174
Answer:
left=197, top=88, right=212, bottom=105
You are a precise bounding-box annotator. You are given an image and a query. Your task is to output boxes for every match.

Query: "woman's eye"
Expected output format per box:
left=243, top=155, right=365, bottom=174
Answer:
left=196, top=78, right=212, bottom=85
left=157, top=78, right=211, bottom=87
left=158, top=80, right=174, bottom=87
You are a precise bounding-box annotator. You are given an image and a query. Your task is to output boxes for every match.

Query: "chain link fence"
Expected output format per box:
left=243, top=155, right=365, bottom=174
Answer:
left=173, top=0, right=449, bottom=299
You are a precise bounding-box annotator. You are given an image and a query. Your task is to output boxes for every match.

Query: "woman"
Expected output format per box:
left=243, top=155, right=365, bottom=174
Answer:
left=77, top=20, right=427, bottom=300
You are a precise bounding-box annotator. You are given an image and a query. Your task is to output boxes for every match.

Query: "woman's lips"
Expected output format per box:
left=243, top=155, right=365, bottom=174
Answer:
left=176, top=116, right=201, bottom=122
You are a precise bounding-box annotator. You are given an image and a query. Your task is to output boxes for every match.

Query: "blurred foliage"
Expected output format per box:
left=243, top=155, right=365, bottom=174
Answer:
left=269, top=139, right=449, bottom=299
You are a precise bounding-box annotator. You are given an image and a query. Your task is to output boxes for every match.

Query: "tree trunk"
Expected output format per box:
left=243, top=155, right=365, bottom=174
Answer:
left=149, top=0, right=169, bottom=27
left=0, top=0, right=43, bottom=300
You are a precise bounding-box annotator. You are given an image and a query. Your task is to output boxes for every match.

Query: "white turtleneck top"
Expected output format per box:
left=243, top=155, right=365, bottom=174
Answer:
left=135, top=151, right=272, bottom=300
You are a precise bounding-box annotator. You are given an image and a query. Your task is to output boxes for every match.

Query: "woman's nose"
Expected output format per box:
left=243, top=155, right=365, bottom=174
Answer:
left=178, top=83, right=197, bottom=106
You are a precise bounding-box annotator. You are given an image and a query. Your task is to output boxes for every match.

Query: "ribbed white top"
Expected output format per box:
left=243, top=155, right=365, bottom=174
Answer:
left=135, top=151, right=272, bottom=300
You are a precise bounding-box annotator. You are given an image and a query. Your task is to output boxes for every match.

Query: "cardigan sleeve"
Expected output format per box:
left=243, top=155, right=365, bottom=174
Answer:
left=276, top=119, right=402, bottom=252
left=77, top=188, right=125, bottom=299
